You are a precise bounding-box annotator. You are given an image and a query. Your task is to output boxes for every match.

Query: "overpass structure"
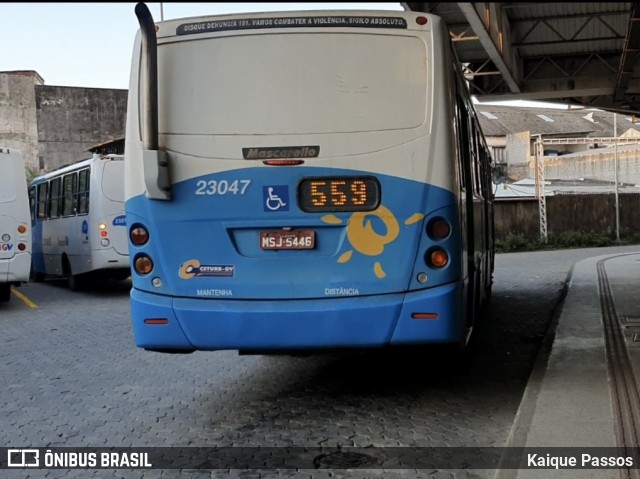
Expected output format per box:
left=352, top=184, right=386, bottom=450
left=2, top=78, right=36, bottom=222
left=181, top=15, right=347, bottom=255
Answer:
left=403, top=3, right=640, bottom=114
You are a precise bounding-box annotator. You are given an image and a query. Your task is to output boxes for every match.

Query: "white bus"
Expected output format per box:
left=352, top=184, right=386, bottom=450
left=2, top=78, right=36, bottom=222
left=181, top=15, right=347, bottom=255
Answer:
left=0, top=148, right=31, bottom=302
left=30, top=154, right=130, bottom=290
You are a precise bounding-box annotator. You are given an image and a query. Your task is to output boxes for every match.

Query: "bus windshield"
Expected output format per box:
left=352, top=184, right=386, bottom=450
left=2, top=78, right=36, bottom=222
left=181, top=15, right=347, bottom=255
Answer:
left=158, top=32, right=427, bottom=136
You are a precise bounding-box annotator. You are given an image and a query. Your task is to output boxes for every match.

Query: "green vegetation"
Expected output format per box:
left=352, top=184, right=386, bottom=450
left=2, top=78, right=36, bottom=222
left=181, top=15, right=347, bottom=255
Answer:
left=495, top=231, right=640, bottom=253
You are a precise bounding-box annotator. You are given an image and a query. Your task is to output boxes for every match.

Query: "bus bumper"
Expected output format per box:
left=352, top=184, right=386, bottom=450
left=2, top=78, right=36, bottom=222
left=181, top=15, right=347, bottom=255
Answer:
left=130, top=281, right=463, bottom=351
left=0, top=253, right=31, bottom=283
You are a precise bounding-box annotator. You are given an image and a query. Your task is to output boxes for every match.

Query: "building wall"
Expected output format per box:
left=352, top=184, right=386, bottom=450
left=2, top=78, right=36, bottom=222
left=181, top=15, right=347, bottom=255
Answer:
left=503, top=129, right=640, bottom=185
left=0, top=71, right=128, bottom=174
left=494, top=193, right=640, bottom=241
left=0, top=72, right=42, bottom=171
left=505, top=131, right=531, bottom=180
left=528, top=149, right=640, bottom=185
left=36, top=86, right=127, bottom=171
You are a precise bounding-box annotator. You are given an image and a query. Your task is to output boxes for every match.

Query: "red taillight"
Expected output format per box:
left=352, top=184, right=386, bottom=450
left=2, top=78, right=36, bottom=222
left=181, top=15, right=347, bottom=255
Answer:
left=412, top=313, right=439, bottom=320
left=416, top=16, right=428, bottom=25
left=262, top=160, right=305, bottom=166
left=130, top=225, right=149, bottom=246
left=427, top=218, right=451, bottom=240
left=144, top=318, right=169, bottom=325
left=18, top=243, right=26, bottom=251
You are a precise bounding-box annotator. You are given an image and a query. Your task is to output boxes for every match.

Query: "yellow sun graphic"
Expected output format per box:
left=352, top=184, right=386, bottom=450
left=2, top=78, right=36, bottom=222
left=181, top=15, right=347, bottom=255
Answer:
left=322, top=205, right=425, bottom=279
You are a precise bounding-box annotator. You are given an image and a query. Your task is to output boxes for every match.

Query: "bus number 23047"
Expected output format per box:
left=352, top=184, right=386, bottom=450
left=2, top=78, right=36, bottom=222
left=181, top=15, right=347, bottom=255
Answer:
left=195, top=179, right=251, bottom=196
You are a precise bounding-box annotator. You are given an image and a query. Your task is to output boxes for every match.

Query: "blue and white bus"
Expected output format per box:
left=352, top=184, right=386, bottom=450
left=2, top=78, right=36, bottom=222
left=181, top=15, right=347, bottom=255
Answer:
left=125, top=5, right=495, bottom=354
left=30, top=154, right=130, bottom=290
left=0, top=148, right=31, bottom=302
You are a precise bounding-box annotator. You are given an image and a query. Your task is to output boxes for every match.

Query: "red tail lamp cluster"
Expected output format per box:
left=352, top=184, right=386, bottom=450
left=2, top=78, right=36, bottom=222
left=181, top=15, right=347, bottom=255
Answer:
left=130, top=224, right=152, bottom=275
left=130, top=225, right=149, bottom=246
left=414, top=211, right=448, bottom=320
left=98, top=222, right=110, bottom=246
left=16, top=224, right=28, bottom=251
left=427, top=218, right=451, bottom=240
left=425, top=217, right=451, bottom=268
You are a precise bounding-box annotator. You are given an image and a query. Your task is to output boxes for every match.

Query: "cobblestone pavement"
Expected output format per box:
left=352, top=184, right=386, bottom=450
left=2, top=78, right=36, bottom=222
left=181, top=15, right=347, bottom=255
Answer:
left=1, top=245, right=638, bottom=479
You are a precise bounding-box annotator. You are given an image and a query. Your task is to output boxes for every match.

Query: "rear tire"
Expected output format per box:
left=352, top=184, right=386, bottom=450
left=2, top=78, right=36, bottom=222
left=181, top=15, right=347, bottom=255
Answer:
left=63, top=257, right=82, bottom=292
left=0, top=284, right=11, bottom=302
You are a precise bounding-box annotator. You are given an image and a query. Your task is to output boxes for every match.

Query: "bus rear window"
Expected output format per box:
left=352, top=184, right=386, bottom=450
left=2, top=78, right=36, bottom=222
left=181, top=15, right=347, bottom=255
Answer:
left=158, top=33, right=427, bottom=135
left=102, top=161, right=124, bottom=202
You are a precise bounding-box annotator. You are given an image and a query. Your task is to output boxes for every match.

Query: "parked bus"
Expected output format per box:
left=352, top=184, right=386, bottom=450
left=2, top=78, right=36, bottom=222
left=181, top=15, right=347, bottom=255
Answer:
left=0, top=148, right=31, bottom=302
left=30, top=154, right=130, bottom=290
left=125, top=5, right=495, bottom=354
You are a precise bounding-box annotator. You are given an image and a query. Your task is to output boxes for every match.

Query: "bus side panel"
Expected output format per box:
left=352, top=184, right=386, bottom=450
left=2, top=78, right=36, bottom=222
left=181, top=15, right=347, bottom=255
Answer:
left=31, top=156, right=129, bottom=280
left=67, top=214, right=90, bottom=276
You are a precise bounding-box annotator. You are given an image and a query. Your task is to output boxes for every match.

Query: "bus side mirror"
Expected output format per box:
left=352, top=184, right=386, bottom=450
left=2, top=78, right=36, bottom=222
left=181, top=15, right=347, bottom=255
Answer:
left=142, top=150, right=171, bottom=201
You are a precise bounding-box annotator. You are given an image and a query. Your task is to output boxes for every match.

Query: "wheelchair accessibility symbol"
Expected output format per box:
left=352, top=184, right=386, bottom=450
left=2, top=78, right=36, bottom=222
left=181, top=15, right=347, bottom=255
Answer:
left=263, top=185, right=289, bottom=212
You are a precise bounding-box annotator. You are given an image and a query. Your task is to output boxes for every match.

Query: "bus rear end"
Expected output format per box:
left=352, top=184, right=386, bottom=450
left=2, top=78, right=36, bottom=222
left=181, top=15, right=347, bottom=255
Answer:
left=90, top=155, right=130, bottom=279
left=126, top=10, right=465, bottom=352
left=0, top=148, right=31, bottom=301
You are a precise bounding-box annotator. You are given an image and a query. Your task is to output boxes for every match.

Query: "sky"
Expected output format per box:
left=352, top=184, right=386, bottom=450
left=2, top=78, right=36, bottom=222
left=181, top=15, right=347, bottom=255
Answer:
left=0, top=2, right=567, bottom=109
left=0, top=3, right=404, bottom=90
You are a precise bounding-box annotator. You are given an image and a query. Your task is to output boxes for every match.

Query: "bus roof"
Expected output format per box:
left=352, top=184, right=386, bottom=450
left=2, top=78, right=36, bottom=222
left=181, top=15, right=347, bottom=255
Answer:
left=154, top=10, right=432, bottom=40
left=31, top=154, right=124, bottom=184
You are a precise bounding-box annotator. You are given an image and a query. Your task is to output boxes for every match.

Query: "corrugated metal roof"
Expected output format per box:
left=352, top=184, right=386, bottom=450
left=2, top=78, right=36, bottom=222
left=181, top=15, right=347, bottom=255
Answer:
left=475, top=104, right=640, bottom=137
left=405, top=2, right=640, bottom=112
